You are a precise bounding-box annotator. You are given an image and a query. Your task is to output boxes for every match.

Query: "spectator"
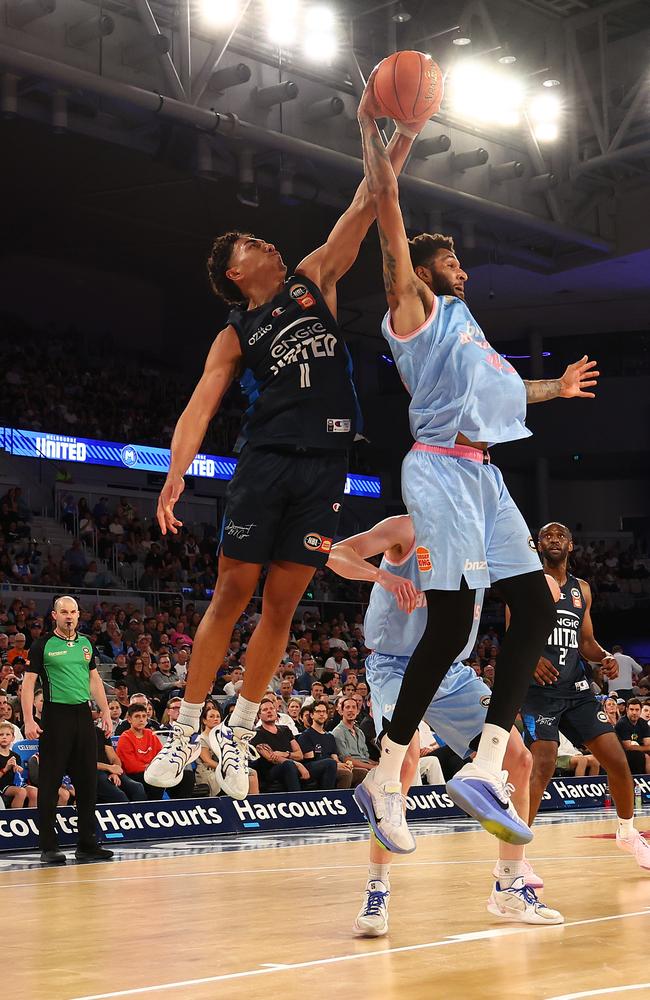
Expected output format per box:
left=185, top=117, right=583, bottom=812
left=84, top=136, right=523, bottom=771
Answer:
left=95, top=718, right=145, bottom=803
left=251, top=699, right=313, bottom=792
left=173, top=645, right=190, bottom=682
left=604, top=697, right=620, bottom=727
left=642, top=701, right=650, bottom=723
left=0, top=694, right=22, bottom=743
left=482, top=663, right=496, bottom=689
left=324, top=648, right=350, bottom=675
left=277, top=672, right=298, bottom=713
left=108, top=699, right=122, bottom=734
left=113, top=682, right=130, bottom=717
left=196, top=703, right=224, bottom=797
left=555, top=732, right=601, bottom=777
left=114, top=695, right=160, bottom=736
left=149, top=653, right=185, bottom=708
left=26, top=753, right=74, bottom=807
left=298, top=700, right=353, bottom=789
left=126, top=655, right=155, bottom=699
left=7, top=633, right=29, bottom=667
left=298, top=704, right=313, bottom=732
left=111, top=653, right=129, bottom=685
left=295, top=656, right=317, bottom=694
left=331, top=697, right=376, bottom=786
left=611, top=646, right=643, bottom=701
left=286, top=698, right=304, bottom=731
left=0, top=723, right=37, bottom=807
left=223, top=665, right=244, bottom=699
left=615, top=698, right=650, bottom=775
left=63, top=539, right=87, bottom=587
left=116, top=705, right=164, bottom=799
left=302, top=681, right=326, bottom=708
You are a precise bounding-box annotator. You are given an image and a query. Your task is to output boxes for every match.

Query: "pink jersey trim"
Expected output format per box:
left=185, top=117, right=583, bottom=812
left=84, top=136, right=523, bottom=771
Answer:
left=386, top=296, right=438, bottom=342
left=412, top=441, right=490, bottom=464
left=383, top=538, right=416, bottom=567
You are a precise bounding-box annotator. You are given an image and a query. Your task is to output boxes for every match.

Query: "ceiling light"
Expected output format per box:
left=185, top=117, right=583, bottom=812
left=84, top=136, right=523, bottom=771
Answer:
left=264, top=0, right=299, bottom=46
left=497, top=44, right=516, bottom=65
left=392, top=3, right=411, bottom=23
left=201, top=0, right=239, bottom=28
left=542, top=77, right=561, bottom=88
left=452, top=34, right=471, bottom=46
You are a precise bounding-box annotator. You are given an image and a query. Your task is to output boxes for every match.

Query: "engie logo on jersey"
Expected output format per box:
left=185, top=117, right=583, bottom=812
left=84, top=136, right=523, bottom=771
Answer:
left=304, top=533, right=332, bottom=553
left=290, top=283, right=316, bottom=310
left=571, top=587, right=582, bottom=609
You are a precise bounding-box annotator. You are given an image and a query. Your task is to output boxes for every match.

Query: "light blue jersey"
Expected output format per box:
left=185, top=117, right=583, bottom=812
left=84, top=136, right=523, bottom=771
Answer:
left=363, top=545, right=490, bottom=759
left=364, top=544, right=484, bottom=658
left=381, top=296, right=531, bottom=448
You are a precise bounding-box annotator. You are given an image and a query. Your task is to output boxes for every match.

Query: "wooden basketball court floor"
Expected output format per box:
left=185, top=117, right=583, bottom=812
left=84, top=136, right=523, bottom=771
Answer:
left=4, top=809, right=650, bottom=1000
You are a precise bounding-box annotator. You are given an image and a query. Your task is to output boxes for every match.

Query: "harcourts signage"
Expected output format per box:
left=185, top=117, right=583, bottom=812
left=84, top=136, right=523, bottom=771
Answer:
left=1, top=426, right=382, bottom=499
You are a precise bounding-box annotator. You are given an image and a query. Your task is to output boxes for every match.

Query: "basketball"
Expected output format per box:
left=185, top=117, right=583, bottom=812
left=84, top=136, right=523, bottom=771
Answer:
left=372, top=50, right=443, bottom=125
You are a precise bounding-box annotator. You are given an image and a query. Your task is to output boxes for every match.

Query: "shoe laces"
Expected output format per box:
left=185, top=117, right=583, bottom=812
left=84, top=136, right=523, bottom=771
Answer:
left=220, top=726, right=259, bottom=773
left=507, top=881, right=542, bottom=907
left=363, top=888, right=389, bottom=916
left=496, top=770, right=515, bottom=804
left=382, top=788, right=407, bottom=827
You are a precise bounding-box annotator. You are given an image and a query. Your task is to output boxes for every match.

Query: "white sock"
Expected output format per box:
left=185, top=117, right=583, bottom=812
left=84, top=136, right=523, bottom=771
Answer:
left=177, top=700, right=203, bottom=731
left=474, top=723, right=510, bottom=774
left=229, top=695, right=259, bottom=731
left=618, top=815, right=634, bottom=839
left=495, top=859, right=525, bottom=889
left=374, top=736, right=408, bottom=785
left=368, top=862, right=391, bottom=888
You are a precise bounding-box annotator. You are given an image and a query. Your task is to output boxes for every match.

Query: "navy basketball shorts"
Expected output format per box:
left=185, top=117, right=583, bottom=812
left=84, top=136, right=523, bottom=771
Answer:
left=220, top=444, right=348, bottom=568
left=521, top=687, right=613, bottom=747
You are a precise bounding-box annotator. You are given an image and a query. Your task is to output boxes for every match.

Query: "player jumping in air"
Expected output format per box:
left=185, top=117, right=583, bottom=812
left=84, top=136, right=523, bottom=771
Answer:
left=354, top=71, right=600, bottom=853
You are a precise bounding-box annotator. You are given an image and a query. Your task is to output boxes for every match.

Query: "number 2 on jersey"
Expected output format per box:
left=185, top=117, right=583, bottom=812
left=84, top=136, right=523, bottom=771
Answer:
left=559, top=649, right=567, bottom=666
left=299, top=362, right=311, bottom=389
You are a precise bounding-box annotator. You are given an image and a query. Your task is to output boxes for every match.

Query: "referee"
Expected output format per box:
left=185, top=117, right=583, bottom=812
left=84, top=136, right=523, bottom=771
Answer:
left=21, top=595, right=114, bottom=864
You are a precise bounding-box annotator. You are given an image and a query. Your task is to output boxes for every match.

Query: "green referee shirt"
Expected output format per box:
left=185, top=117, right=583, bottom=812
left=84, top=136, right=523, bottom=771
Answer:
left=27, top=632, right=96, bottom=705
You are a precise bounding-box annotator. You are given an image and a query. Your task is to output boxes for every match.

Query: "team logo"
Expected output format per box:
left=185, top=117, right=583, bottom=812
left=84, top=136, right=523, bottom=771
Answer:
left=272, top=306, right=285, bottom=317
left=120, top=445, right=138, bottom=468
left=597, top=711, right=608, bottom=723
left=82, top=646, right=92, bottom=661
left=304, top=533, right=332, bottom=553
left=332, top=502, right=341, bottom=512
left=528, top=536, right=537, bottom=551
left=290, top=283, right=316, bottom=310
left=480, top=695, right=491, bottom=708
left=571, top=586, right=582, bottom=609
left=416, top=546, right=432, bottom=572
left=464, top=558, right=487, bottom=571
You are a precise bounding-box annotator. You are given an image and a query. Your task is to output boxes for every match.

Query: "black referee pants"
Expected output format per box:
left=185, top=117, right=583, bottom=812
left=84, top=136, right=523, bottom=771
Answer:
left=38, top=702, right=98, bottom=852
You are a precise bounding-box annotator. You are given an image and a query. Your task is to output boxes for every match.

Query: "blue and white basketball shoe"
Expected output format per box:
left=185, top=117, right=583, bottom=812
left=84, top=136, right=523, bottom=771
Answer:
left=446, top=762, right=533, bottom=845
left=354, top=880, right=391, bottom=936
left=354, top=770, right=416, bottom=854
left=487, top=877, right=564, bottom=924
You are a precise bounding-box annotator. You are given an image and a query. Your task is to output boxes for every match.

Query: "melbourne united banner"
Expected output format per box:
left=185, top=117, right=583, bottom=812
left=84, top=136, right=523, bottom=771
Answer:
left=1, top=777, right=649, bottom=852
left=0, top=426, right=381, bottom=499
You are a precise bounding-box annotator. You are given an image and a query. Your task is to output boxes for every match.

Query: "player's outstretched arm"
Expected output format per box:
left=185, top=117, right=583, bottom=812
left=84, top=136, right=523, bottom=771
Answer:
left=576, top=579, right=617, bottom=674
left=327, top=515, right=418, bottom=613
left=524, top=356, right=599, bottom=404
left=296, top=128, right=416, bottom=313
left=356, top=76, right=433, bottom=337
left=157, top=327, right=242, bottom=535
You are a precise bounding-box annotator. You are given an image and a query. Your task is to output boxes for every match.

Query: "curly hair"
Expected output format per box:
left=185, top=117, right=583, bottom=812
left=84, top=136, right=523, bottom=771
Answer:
left=408, top=232, right=456, bottom=271
left=206, top=231, right=250, bottom=305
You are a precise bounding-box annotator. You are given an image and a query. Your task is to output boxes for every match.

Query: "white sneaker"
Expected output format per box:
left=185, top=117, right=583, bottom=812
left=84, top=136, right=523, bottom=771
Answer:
left=144, top=722, right=201, bottom=788
left=616, top=828, right=650, bottom=870
left=353, top=880, right=390, bottom=937
left=447, top=762, right=533, bottom=845
left=353, top=770, right=415, bottom=854
left=487, top=877, right=564, bottom=925
left=208, top=724, right=259, bottom=800
left=491, top=858, right=544, bottom=889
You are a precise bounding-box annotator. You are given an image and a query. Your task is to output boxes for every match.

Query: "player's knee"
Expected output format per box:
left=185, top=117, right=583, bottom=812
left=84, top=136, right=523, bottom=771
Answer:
left=210, top=571, right=253, bottom=616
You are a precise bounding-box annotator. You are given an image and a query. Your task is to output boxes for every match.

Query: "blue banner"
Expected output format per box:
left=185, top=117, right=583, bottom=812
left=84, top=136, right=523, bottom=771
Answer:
left=0, top=426, right=381, bottom=499
left=2, top=776, right=649, bottom=852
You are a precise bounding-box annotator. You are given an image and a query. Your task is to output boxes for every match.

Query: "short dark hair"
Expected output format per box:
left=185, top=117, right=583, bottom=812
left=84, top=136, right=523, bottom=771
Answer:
left=409, top=232, right=455, bottom=271
left=206, top=231, right=249, bottom=305
left=127, top=704, right=147, bottom=718
left=341, top=696, right=358, bottom=710
left=311, top=700, right=329, bottom=712
left=627, top=698, right=642, bottom=708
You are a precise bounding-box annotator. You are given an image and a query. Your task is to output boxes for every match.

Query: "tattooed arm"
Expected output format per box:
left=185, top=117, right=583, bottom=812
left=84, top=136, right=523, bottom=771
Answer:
left=524, top=356, right=600, bottom=404
left=357, top=81, right=434, bottom=336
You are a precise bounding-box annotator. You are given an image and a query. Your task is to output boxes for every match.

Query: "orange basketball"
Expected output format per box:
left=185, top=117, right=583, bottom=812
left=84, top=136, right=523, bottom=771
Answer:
left=373, top=50, right=443, bottom=125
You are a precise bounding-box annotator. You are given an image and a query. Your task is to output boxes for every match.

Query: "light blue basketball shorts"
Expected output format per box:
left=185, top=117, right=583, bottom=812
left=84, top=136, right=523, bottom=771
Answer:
left=366, top=652, right=491, bottom=760
left=402, top=445, right=542, bottom=591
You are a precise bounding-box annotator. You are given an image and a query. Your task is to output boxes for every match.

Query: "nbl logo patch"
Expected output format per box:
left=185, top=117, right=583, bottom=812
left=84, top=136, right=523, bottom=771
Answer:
left=571, top=587, right=582, bottom=609
left=304, top=533, right=332, bottom=553
left=82, top=646, right=92, bottom=662
left=290, top=283, right=316, bottom=310
left=597, top=711, right=608, bottom=723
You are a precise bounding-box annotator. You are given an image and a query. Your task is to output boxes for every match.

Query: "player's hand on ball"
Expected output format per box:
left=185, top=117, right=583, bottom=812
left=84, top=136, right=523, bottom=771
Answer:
left=559, top=356, right=600, bottom=399
left=534, top=656, right=559, bottom=686
left=377, top=570, right=419, bottom=613
left=601, top=655, right=619, bottom=679
left=157, top=474, right=185, bottom=535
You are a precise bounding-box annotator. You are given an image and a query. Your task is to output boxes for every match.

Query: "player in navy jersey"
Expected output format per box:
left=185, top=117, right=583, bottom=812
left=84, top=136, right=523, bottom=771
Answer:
left=144, top=121, right=427, bottom=795
left=327, top=515, right=563, bottom=934
left=354, top=73, right=601, bottom=853
left=521, top=522, right=650, bottom=873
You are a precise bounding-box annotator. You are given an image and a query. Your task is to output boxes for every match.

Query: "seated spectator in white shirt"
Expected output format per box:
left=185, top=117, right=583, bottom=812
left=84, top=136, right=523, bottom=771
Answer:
left=556, top=731, right=600, bottom=777
left=328, top=626, right=348, bottom=652
left=324, top=648, right=350, bottom=675
left=173, top=646, right=190, bottom=682
left=223, top=665, right=245, bottom=699
left=302, top=681, right=325, bottom=709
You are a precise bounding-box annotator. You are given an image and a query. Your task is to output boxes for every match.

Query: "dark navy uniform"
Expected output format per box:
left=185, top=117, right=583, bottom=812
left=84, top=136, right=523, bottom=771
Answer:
left=223, top=273, right=360, bottom=567
left=521, top=573, right=612, bottom=747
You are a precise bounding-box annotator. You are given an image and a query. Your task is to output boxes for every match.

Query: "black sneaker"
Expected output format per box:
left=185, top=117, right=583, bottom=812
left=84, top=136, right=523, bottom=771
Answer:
left=40, top=850, right=67, bottom=865
left=75, top=844, right=114, bottom=862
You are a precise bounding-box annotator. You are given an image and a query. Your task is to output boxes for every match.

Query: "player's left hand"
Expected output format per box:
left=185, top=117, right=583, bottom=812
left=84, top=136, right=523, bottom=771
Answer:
left=559, top=356, right=600, bottom=398
left=601, top=655, right=619, bottom=679
left=357, top=68, right=383, bottom=120
left=377, top=569, right=420, bottom=613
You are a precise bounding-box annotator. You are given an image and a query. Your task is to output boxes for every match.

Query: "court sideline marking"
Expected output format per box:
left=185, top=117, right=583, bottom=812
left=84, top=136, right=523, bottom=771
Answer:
left=547, top=985, right=650, bottom=1000
left=69, top=908, right=650, bottom=1000
left=0, top=852, right=621, bottom=890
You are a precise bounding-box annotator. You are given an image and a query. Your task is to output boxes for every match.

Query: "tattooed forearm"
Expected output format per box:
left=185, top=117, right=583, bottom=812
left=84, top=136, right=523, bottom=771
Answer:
left=524, top=379, right=561, bottom=404
left=359, top=114, right=396, bottom=197
left=378, top=223, right=397, bottom=295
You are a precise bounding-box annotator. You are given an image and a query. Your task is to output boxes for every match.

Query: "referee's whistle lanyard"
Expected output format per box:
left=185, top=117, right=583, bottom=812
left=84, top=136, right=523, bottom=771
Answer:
left=53, top=629, right=77, bottom=641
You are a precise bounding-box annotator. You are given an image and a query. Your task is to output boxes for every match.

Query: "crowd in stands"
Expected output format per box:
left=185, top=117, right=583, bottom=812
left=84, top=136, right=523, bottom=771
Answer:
left=2, top=591, right=649, bottom=808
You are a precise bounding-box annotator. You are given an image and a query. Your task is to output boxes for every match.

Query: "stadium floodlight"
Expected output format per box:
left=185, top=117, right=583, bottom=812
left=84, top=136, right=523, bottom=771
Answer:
left=302, top=5, right=337, bottom=61
left=264, top=0, right=299, bottom=46
left=529, top=91, right=561, bottom=142
left=533, top=121, right=558, bottom=142
left=450, top=60, right=524, bottom=128
left=201, top=0, right=239, bottom=29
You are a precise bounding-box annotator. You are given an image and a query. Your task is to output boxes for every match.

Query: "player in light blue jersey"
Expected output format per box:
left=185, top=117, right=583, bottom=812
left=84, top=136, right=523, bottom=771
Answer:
left=356, top=75, right=600, bottom=852
left=327, top=515, right=563, bottom=934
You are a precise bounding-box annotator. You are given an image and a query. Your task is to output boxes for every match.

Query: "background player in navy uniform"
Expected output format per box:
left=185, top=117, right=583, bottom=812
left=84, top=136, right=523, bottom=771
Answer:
left=327, top=515, right=563, bottom=934
left=353, top=73, right=599, bottom=853
left=145, top=119, right=428, bottom=797
left=521, top=522, right=650, bottom=873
